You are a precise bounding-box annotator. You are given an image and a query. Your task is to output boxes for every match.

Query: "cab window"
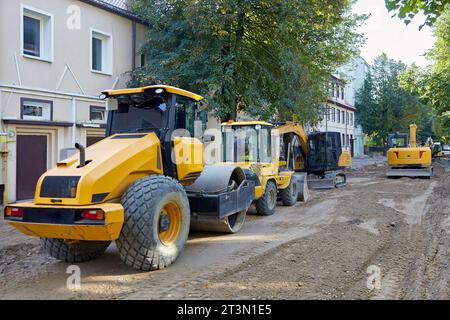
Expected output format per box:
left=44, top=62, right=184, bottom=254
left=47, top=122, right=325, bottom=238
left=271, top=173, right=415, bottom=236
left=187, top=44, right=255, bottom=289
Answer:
left=175, top=97, right=197, bottom=137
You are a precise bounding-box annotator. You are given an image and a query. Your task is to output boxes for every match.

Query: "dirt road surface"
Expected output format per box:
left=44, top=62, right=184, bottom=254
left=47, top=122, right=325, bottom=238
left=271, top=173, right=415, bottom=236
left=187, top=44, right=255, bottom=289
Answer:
left=0, top=159, right=448, bottom=300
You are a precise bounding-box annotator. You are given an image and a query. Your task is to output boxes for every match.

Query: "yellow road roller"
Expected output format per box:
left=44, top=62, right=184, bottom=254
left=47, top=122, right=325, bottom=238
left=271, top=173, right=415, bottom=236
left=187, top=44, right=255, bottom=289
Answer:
left=4, top=85, right=254, bottom=271
left=220, top=121, right=309, bottom=216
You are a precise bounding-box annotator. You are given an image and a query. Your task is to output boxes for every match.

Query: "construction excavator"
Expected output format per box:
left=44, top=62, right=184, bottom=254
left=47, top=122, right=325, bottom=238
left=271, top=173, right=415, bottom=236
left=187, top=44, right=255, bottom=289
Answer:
left=431, top=141, right=447, bottom=159
left=387, top=124, right=433, bottom=178
left=275, top=122, right=352, bottom=189
left=4, top=85, right=255, bottom=271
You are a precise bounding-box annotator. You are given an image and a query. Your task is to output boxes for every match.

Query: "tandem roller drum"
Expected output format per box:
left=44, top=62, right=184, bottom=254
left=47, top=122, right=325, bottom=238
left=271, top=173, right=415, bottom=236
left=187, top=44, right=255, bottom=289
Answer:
left=190, top=211, right=247, bottom=234
left=186, top=165, right=252, bottom=234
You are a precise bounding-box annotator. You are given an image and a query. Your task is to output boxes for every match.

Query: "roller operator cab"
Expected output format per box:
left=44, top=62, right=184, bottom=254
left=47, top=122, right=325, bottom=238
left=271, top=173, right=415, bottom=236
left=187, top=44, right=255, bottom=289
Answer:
left=4, top=85, right=254, bottom=271
left=387, top=124, right=433, bottom=178
left=221, top=121, right=308, bottom=217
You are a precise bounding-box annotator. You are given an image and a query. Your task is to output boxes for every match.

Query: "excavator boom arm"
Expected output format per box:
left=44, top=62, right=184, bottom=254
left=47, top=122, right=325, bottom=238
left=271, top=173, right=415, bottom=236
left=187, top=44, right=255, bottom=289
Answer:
left=275, top=122, right=309, bottom=156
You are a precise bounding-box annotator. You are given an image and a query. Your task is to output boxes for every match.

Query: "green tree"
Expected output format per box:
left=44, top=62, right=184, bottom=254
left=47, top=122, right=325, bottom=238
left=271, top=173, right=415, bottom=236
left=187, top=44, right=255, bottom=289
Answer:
left=356, top=54, right=430, bottom=145
left=385, top=0, right=449, bottom=28
left=128, top=0, right=365, bottom=122
left=399, top=10, right=450, bottom=140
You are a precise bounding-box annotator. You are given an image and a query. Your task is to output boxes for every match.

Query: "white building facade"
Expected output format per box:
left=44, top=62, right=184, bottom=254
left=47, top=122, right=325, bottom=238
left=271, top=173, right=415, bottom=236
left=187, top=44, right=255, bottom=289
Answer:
left=0, top=0, right=148, bottom=202
left=314, top=75, right=356, bottom=155
left=339, top=56, right=370, bottom=157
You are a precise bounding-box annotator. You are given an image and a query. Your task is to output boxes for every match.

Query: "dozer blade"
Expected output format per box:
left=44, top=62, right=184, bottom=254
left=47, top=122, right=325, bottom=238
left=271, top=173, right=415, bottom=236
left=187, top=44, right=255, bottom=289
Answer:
left=386, top=167, right=433, bottom=178
left=307, top=171, right=346, bottom=190
left=307, top=177, right=335, bottom=190
left=294, top=173, right=310, bottom=202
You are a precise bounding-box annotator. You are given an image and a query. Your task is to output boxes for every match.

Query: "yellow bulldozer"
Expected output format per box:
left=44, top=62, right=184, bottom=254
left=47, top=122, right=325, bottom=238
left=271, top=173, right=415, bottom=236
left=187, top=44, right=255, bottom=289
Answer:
left=387, top=124, right=433, bottom=178
left=4, top=85, right=255, bottom=271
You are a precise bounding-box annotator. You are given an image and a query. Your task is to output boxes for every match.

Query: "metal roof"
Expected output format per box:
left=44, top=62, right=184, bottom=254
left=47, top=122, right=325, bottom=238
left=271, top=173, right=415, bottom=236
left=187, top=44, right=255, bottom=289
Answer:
left=79, top=0, right=147, bottom=24
left=102, top=0, right=128, bottom=10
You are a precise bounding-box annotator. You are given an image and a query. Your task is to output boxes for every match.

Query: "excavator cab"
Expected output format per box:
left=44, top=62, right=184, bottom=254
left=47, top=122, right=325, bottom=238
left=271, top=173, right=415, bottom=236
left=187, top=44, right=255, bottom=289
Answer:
left=307, top=132, right=343, bottom=173
left=387, top=133, right=408, bottom=149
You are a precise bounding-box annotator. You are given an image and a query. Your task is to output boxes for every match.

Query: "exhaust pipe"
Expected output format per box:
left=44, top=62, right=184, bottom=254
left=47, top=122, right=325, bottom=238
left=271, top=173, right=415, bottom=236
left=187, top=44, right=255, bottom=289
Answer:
left=75, top=143, right=86, bottom=168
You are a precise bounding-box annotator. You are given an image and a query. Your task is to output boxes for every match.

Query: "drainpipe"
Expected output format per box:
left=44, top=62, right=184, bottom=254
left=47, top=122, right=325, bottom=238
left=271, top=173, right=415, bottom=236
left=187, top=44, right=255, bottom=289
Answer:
left=132, top=21, right=137, bottom=70
left=345, top=111, right=348, bottom=149
left=71, top=97, right=77, bottom=146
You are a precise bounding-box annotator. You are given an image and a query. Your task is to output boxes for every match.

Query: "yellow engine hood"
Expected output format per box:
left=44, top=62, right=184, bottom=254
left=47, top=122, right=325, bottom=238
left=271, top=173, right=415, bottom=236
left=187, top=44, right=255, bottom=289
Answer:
left=34, top=133, right=163, bottom=206
left=387, top=147, right=432, bottom=167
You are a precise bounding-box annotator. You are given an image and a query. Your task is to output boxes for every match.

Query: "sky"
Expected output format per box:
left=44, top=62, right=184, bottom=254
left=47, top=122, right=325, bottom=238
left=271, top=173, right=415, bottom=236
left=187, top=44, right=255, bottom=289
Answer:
left=353, top=0, right=436, bottom=67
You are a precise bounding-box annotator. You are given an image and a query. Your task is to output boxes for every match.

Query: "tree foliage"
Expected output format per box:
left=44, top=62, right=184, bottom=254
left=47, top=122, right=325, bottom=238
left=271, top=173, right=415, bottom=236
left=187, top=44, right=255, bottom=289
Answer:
left=356, top=54, right=430, bottom=145
left=128, top=0, right=365, bottom=122
left=399, top=10, right=450, bottom=140
left=385, top=0, right=449, bottom=29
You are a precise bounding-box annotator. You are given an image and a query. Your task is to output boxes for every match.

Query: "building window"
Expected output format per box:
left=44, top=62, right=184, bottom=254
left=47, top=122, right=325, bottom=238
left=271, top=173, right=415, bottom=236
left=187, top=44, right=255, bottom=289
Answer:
left=90, top=106, right=106, bottom=123
left=91, top=29, right=113, bottom=74
left=21, top=98, right=52, bottom=121
left=350, top=113, right=354, bottom=126
left=336, top=108, right=340, bottom=123
left=341, top=111, right=345, bottom=124
left=341, top=87, right=345, bottom=100
left=326, top=107, right=330, bottom=122
left=22, top=5, right=53, bottom=61
left=331, top=108, right=336, bottom=122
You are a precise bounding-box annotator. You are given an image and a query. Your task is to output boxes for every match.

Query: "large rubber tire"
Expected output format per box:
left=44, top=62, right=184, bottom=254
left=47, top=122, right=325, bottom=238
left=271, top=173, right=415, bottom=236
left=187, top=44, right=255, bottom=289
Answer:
left=116, top=175, right=190, bottom=271
left=41, top=238, right=111, bottom=263
left=255, top=180, right=277, bottom=216
left=279, top=177, right=298, bottom=206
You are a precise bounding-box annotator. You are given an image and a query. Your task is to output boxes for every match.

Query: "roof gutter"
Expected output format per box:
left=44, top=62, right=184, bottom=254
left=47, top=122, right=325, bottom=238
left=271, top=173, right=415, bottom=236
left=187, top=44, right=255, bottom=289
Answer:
left=0, top=84, right=103, bottom=101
